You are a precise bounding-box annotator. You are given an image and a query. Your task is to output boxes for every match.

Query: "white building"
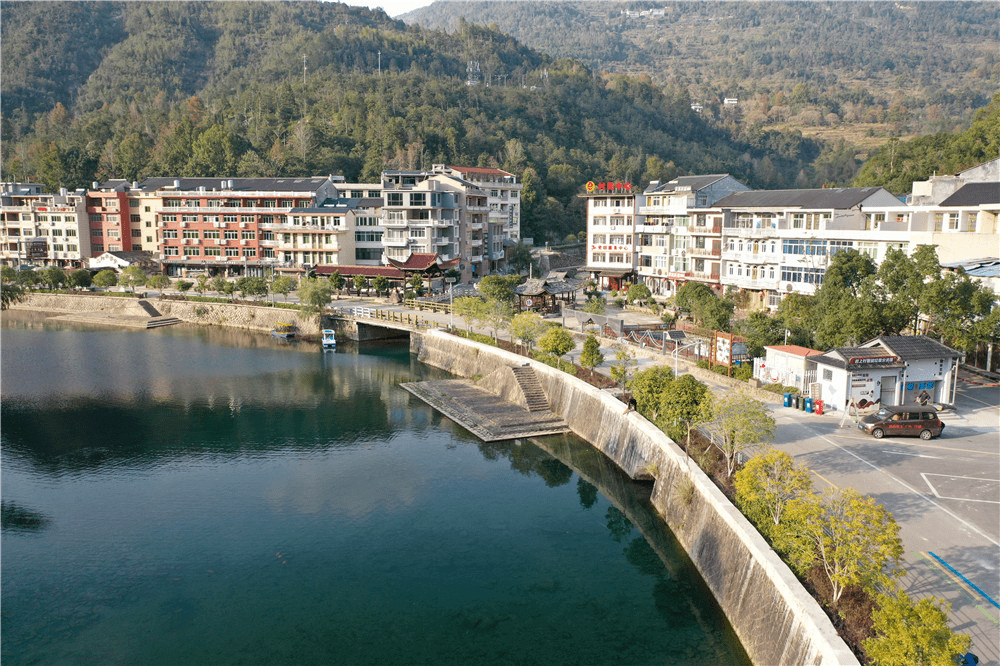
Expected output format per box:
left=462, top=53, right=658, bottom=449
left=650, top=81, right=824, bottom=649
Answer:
left=582, top=181, right=639, bottom=291
left=381, top=170, right=490, bottom=283
left=715, top=187, right=904, bottom=308
left=807, top=335, right=963, bottom=412
left=1, top=183, right=90, bottom=268
left=637, top=174, right=749, bottom=296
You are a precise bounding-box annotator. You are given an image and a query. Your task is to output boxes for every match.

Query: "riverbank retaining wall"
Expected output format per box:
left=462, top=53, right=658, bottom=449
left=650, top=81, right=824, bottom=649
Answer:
left=412, top=329, right=858, bottom=666
left=13, top=294, right=317, bottom=335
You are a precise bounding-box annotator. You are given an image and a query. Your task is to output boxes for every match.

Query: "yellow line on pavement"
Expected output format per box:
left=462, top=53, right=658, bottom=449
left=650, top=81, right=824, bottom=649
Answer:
left=810, top=470, right=839, bottom=489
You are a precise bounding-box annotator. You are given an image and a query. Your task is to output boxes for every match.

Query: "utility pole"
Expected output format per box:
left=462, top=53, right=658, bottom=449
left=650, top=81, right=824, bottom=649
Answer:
left=302, top=55, right=307, bottom=85
left=378, top=50, right=381, bottom=76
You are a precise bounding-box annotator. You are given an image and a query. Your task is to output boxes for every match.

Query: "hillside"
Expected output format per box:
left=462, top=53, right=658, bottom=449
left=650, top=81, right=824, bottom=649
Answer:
left=1, top=1, right=844, bottom=242
left=404, top=1, right=1000, bottom=139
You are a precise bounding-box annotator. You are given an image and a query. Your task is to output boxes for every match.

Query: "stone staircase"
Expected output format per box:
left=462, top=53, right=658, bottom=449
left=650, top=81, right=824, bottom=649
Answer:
left=512, top=365, right=549, bottom=412
left=146, top=316, right=183, bottom=329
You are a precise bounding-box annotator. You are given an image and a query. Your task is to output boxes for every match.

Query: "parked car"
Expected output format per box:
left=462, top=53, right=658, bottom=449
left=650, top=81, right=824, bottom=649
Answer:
left=859, top=404, right=945, bottom=440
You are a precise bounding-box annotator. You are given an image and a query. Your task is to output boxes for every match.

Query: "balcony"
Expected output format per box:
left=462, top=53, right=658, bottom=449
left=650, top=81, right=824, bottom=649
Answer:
left=721, top=250, right=777, bottom=264
left=384, top=236, right=408, bottom=247
left=689, top=246, right=722, bottom=257
left=724, top=226, right=779, bottom=239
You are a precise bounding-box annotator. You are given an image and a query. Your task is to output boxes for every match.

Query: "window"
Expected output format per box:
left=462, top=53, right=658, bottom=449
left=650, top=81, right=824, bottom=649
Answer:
left=243, top=248, right=256, bottom=257
left=146, top=237, right=153, bottom=243
left=241, top=231, right=256, bottom=240
left=67, top=245, right=77, bottom=252
left=131, top=229, right=141, bottom=238
left=356, top=216, right=378, bottom=227
left=187, top=247, right=201, bottom=256
left=822, top=369, right=833, bottom=381
left=780, top=266, right=825, bottom=284
left=356, top=248, right=382, bottom=261
left=108, top=229, right=121, bottom=239
left=163, top=246, right=178, bottom=256
left=161, top=214, right=177, bottom=222
left=262, top=248, right=275, bottom=258
left=592, top=216, right=607, bottom=225
left=225, top=248, right=239, bottom=257
left=224, top=230, right=238, bottom=240
left=241, top=216, right=254, bottom=223
left=280, top=200, right=293, bottom=208
left=92, top=214, right=103, bottom=222
left=163, top=230, right=178, bottom=239
left=131, top=215, right=141, bottom=223
left=204, top=247, right=221, bottom=256
left=144, top=206, right=151, bottom=213
left=65, top=229, right=76, bottom=237
left=409, top=192, right=426, bottom=207
left=203, top=231, right=220, bottom=239
left=52, top=244, right=64, bottom=252
left=223, top=215, right=238, bottom=224
left=182, top=215, right=197, bottom=223
left=386, top=192, right=403, bottom=206
left=183, top=230, right=199, bottom=239
left=355, top=231, right=383, bottom=243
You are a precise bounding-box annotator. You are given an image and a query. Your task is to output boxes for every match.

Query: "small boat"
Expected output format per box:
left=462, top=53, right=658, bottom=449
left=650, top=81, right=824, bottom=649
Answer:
left=271, top=323, right=297, bottom=340
left=321, top=329, right=337, bottom=350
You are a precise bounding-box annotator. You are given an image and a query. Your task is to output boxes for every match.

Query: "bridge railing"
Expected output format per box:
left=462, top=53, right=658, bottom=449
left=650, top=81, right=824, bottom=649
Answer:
left=340, top=305, right=438, bottom=330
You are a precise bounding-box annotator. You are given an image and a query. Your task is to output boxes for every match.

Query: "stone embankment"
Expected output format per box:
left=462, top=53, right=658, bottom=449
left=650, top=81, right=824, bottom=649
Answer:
left=12, top=293, right=317, bottom=335
left=412, top=329, right=858, bottom=666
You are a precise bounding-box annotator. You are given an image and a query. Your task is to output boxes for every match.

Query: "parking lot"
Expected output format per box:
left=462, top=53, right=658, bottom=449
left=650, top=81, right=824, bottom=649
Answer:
left=769, top=369, right=1000, bottom=665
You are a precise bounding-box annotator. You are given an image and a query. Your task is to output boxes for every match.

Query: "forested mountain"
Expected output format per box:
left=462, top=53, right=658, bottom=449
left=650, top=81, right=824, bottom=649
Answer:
left=2, top=0, right=845, bottom=242
left=853, top=92, right=1000, bottom=194
left=405, top=2, right=999, bottom=138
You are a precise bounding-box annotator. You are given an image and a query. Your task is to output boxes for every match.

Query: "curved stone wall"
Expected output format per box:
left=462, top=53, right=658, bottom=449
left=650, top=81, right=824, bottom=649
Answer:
left=412, top=329, right=858, bottom=666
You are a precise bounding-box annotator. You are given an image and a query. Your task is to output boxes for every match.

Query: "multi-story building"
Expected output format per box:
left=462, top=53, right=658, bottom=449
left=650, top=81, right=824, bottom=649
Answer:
left=87, top=182, right=135, bottom=257
left=715, top=187, right=904, bottom=308
left=582, top=180, right=639, bottom=291
left=381, top=169, right=490, bottom=283
left=1, top=183, right=90, bottom=268
left=436, top=164, right=522, bottom=249
left=637, top=175, right=749, bottom=296
left=123, top=177, right=339, bottom=277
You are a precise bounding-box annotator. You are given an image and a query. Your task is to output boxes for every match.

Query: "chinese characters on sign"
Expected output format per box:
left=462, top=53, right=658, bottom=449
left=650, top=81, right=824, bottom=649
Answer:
left=585, top=181, right=634, bottom=194
left=590, top=245, right=631, bottom=251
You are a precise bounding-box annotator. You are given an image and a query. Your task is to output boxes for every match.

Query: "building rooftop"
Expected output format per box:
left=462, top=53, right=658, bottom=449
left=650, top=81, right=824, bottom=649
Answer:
left=714, top=187, right=887, bottom=209
left=938, top=182, right=1000, bottom=207
left=764, top=345, right=824, bottom=357
left=645, top=174, right=730, bottom=194
left=863, top=335, right=963, bottom=360
left=136, top=177, right=332, bottom=193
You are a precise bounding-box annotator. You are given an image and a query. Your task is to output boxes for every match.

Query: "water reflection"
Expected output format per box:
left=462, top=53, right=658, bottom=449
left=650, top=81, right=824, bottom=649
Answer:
left=1, top=502, right=51, bottom=533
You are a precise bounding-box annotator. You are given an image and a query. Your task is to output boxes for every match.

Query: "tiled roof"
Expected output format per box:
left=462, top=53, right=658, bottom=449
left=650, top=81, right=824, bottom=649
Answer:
left=765, top=345, right=824, bottom=357
left=314, top=265, right=404, bottom=278
left=385, top=252, right=444, bottom=271
left=938, top=182, right=1000, bottom=207
left=714, top=187, right=885, bottom=209
left=863, top=335, right=963, bottom=360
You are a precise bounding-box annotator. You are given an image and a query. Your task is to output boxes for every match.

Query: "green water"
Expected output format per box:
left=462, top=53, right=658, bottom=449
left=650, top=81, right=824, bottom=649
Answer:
left=1, top=311, right=749, bottom=665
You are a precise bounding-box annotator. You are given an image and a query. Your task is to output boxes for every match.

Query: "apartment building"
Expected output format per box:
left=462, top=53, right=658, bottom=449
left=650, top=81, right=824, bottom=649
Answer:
left=582, top=180, right=639, bottom=291
left=715, top=187, right=904, bottom=308
left=636, top=174, right=749, bottom=296
left=127, top=177, right=339, bottom=277
left=1, top=182, right=90, bottom=268
left=381, top=169, right=490, bottom=283
left=436, top=164, right=522, bottom=246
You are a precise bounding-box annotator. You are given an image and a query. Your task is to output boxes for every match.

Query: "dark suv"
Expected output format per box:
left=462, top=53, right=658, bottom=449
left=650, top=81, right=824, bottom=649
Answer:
left=859, top=405, right=945, bottom=440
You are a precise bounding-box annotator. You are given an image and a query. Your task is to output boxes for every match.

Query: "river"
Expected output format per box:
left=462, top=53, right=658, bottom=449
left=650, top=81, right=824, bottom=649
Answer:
left=1, top=310, right=749, bottom=665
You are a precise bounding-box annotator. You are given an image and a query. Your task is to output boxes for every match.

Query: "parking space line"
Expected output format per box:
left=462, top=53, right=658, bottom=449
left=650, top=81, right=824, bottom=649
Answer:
left=810, top=469, right=839, bottom=490
left=921, top=473, right=1000, bottom=504
left=793, top=423, right=1000, bottom=548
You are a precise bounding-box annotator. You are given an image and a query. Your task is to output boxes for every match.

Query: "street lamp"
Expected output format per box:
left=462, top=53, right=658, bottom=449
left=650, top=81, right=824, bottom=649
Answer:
left=674, top=339, right=702, bottom=377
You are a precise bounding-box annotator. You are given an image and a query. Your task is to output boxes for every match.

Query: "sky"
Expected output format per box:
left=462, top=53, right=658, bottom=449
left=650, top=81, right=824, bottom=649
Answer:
left=340, top=0, right=436, bottom=18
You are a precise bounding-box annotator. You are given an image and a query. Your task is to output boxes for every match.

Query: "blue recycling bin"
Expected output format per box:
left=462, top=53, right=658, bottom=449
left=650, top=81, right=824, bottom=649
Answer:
left=783, top=392, right=791, bottom=408
left=805, top=397, right=813, bottom=413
